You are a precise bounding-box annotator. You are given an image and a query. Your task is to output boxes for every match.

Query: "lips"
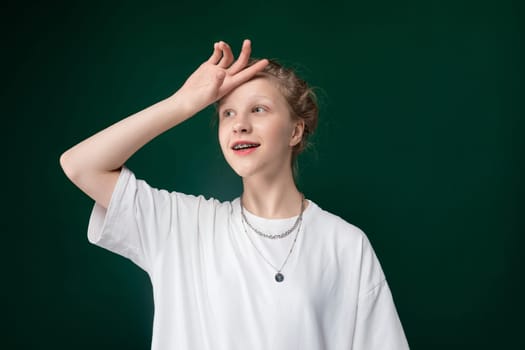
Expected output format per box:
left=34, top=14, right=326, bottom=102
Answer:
left=231, top=141, right=260, bottom=155
left=231, top=141, right=260, bottom=151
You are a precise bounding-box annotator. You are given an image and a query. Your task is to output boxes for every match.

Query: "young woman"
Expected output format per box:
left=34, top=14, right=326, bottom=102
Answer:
left=60, top=40, right=409, bottom=349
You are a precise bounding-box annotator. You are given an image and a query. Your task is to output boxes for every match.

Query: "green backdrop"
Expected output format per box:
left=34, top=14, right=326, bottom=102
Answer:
left=6, top=0, right=523, bottom=348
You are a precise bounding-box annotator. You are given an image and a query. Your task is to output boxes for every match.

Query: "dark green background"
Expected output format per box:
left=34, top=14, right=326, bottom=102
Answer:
left=5, top=0, right=523, bottom=348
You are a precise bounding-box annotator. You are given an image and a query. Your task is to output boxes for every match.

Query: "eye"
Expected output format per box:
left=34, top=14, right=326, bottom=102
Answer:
left=252, top=106, right=267, bottom=113
left=222, top=109, right=235, bottom=118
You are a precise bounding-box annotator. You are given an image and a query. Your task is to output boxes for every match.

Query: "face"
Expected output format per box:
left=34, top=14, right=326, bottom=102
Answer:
left=218, top=76, right=303, bottom=179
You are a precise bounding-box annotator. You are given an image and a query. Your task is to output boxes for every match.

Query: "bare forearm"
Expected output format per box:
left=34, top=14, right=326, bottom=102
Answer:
left=59, top=92, right=197, bottom=208
left=60, top=94, right=191, bottom=177
left=60, top=40, right=267, bottom=207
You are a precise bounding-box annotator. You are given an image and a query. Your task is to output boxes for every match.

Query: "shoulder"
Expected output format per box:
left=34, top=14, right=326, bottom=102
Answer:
left=118, top=166, right=236, bottom=213
left=305, top=200, right=366, bottom=242
left=302, top=200, right=373, bottom=261
left=305, top=200, right=386, bottom=285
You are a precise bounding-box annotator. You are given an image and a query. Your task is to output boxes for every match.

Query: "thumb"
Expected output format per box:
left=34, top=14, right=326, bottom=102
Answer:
left=215, top=70, right=226, bottom=84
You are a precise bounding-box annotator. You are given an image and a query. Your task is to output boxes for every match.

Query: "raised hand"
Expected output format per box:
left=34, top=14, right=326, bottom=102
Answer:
left=60, top=40, right=268, bottom=208
left=173, top=40, right=269, bottom=114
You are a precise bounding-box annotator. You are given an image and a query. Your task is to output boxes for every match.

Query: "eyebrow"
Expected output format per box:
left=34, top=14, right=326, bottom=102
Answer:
left=220, top=95, right=273, bottom=107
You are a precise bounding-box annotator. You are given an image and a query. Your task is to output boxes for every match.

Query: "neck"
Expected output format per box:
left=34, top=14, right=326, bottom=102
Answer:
left=241, top=168, right=304, bottom=219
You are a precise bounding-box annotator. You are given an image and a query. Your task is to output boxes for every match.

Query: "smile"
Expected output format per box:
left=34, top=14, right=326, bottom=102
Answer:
left=231, top=142, right=260, bottom=155
left=232, top=143, right=260, bottom=150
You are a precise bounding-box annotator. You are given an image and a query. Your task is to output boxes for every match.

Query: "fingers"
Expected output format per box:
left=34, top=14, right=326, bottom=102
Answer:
left=228, top=58, right=269, bottom=87
left=206, top=39, right=268, bottom=97
left=209, top=39, right=252, bottom=73
left=207, top=42, right=222, bottom=64
left=228, top=39, right=251, bottom=75
left=207, top=41, right=234, bottom=67
left=217, top=42, right=234, bottom=68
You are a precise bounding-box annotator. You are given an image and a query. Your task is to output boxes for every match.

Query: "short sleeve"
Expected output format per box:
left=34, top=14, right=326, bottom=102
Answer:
left=87, top=167, right=175, bottom=273
left=352, top=235, right=410, bottom=349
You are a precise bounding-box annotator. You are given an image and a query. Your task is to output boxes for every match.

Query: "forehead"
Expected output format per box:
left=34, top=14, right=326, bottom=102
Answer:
left=219, top=75, right=285, bottom=107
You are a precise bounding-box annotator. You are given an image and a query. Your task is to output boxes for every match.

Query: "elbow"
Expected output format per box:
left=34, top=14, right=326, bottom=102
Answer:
left=59, top=150, right=79, bottom=182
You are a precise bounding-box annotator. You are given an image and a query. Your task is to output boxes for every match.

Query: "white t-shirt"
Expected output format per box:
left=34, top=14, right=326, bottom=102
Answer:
left=88, top=167, right=409, bottom=349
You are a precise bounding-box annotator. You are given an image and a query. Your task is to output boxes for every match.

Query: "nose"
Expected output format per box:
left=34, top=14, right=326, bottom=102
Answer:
left=232, top=114, right=252, bottom=134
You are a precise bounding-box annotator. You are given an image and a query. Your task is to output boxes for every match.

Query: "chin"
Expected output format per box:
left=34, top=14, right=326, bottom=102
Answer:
left=222, top=155, right=254, bottom=178
left=226, top=161, right=262, bottom=179
left=230, top=165, right=256, bottom=179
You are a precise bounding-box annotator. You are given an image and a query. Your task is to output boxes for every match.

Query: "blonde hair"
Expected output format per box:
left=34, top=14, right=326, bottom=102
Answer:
left=249, top=59, right=319, bottom=165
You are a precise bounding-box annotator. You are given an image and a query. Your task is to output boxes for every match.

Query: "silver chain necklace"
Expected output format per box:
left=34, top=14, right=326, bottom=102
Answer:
left=239, top=196, right=305, bottom=283
left=240, top=195, right=304, bottom=240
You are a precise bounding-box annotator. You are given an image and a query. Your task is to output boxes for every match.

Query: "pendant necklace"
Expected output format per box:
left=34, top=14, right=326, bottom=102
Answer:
left=239, top=196, right=305, bottom=283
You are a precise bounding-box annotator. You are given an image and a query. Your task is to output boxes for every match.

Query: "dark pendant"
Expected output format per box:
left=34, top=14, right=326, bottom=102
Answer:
left=275, top=272, right=284, bottom=282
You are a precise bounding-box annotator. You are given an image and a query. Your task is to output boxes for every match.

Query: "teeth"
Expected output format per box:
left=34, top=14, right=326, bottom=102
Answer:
left=233, top=143, right=258, bottom=150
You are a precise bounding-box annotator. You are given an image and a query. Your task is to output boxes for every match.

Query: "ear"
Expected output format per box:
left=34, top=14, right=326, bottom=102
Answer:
left=289, top=120, right=305, bottom=147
